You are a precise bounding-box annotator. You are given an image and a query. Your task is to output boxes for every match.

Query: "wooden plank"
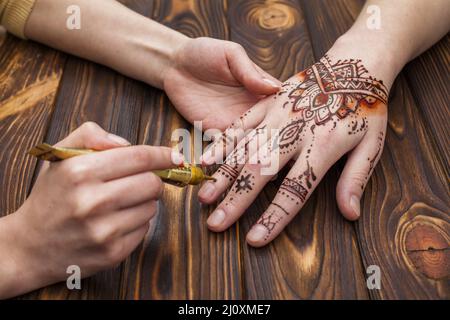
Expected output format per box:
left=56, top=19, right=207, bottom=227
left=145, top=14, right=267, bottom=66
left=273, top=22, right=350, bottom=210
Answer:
left=124, top=0, right=243, bottom=300
left=23, top=0, right=242, bottom=299
left=227, top=0, right=369, bottom=299
left=300, top=0, right=449, bottom=299
left=0, top=37, right=65, bottom=217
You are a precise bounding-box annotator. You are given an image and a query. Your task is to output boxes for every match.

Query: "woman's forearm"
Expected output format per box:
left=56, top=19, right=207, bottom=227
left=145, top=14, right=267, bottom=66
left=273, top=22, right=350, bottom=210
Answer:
left=24, top=0, right=189, bottom=89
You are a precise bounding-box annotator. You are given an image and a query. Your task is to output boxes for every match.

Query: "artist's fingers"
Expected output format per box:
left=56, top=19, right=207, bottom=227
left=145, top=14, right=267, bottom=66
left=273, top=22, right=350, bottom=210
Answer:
left=92, top=200, right=157, bottom=238
left=252, top=63, right=281, bottom=90
left=56, top=121, right=131, bottom=150
left=201, top=101, right=269, bottom=165
left=104, top=224, right=150, bottom=267
left=95, top=172, right=163, bottom=211
left=336, top=131, right=385, bottom=220
left=60, top=145, right=183, bottom=182
left=246, top=146, right=340, bottom=247
left=226, top=43, right=281, bottom=95
left=198, top=123, right=273, bottom=204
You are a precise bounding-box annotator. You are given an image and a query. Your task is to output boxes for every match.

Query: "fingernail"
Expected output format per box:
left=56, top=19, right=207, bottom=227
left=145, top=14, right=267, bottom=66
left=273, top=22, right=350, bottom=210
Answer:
left=350, top=195, right=361, bottom=217
left=171, top=150, right=184, bottom=165
left=199, top=182, right=216, bottom=199
left=107, top=133, right=131, bottom=146
left=247, top=225, right=268, bottom=243
left=200, top=151, right=212, bottom=165
left=263, top=78, right=280, bottom=88
left=207, top=209, right=225, bottom=227
left=200, top=151, right=214, bottom=165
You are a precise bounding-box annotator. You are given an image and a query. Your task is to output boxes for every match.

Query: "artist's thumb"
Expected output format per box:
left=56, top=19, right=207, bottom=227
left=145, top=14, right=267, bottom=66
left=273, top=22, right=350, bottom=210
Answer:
left=226, top=43, right=281, bottom=95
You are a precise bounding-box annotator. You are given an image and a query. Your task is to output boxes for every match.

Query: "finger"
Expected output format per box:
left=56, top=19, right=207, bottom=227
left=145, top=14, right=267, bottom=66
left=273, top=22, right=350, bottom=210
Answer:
left=109, top=224, right=150, bottom=265
left=63, top=145, right=184, bottom=182
left=253, top=63, right=281, bottom=88
left=98, top=172, right=163, bottom=210
left=56, top=121, right=131, bottom=150
left=98, top=200, right=157, bottom=236
left=246, top=147, right=340, bottom=247
left=198, top=123, right=274, bottom=204
left=201, top=101, right=269, bottom=165
left=227, top=44, right=281, bottom=95
left=336, top=131, right=385, bottom=220
left=205, top=133, right=295, bottom=231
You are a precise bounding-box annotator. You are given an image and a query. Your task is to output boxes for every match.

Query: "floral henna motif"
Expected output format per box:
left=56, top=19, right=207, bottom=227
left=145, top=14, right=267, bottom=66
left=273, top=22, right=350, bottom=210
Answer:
left=289, top=55, right=388, bottom=123
left=273, top=55, right=388, bottom=153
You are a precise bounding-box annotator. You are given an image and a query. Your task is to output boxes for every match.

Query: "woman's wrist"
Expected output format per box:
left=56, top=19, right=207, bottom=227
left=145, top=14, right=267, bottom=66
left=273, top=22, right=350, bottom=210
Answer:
left=0, top=209, right=48, bottom=298
left=129, top=19, right=190, bottom=89
left=327, top=29, right=409, bottom=91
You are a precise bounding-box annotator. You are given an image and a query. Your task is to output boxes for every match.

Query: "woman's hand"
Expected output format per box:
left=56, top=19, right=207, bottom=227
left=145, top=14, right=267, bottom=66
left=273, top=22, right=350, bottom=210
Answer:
left=164, top=37, right=281, bottom=130
left=198, top=53, right=389, bottom=247
left=0, top=122, right=183, bottom=298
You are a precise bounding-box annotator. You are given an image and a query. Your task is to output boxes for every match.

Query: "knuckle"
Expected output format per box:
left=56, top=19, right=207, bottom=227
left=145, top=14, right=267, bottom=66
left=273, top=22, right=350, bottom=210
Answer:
left=142, top=173, right=163, bottom=198
left=146, top=201, right=158, bottom=220
left=89, top=224, right=117, bottom=247
left=63, top=162, right=91, bottom=185
left=230, top=42, right=244, bottom=53
left=103, top=242, right=124, bottom=266
left=72, top=189, right=107, bottom=219
left=80, top=121, right=101, bottom=133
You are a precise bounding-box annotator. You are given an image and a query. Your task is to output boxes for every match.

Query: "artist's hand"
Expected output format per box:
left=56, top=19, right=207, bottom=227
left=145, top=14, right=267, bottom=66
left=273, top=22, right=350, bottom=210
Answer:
left=0, top=122, right=183, bottom=298
left=198, top=54, right=390, bottom=247
left=164, top=37, right=281, bottom=130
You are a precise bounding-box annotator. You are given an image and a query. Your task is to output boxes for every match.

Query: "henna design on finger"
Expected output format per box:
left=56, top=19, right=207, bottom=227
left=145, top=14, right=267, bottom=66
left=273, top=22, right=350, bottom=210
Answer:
left=272, top=202, right=290, bottom=216
left=279, top=161, right=316, bottom=205
left=217, top=164, right=240, bottom=182
left=234, top=171, right=255, bottom=194
left=257, top=208, right=283, bottom=238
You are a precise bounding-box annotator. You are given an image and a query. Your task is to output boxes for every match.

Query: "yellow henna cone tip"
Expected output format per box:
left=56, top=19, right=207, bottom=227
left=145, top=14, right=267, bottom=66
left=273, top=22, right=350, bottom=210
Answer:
left=28, top=143, right=214, bottom=186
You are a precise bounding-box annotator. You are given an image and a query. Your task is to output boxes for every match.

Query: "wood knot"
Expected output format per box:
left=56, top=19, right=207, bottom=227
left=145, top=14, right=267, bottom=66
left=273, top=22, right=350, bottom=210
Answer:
left=252, top=4, right=296, bottom=30
left=405, top=224, right=449, bottom=280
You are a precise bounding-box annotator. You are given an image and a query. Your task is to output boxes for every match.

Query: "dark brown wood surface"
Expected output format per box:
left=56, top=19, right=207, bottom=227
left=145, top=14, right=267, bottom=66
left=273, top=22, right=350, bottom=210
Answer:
left=0, top=0, right=448, bottom=300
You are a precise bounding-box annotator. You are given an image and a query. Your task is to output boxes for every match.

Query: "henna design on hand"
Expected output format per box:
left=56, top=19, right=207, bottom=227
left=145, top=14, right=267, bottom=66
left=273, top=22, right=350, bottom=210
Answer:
left=234, top=171, right=255, bottom=194
left=273, top=55, right=388, bottom=154
left=290, top=55, right=387, bottom=125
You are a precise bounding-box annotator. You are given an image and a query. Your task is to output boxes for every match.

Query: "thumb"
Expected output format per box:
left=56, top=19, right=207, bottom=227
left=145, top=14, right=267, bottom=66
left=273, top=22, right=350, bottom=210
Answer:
left=226, top=43, right=281, bottom=95
left=55, top=122, right=131, bottom=151
left=336, top=132, right=384, bottom=221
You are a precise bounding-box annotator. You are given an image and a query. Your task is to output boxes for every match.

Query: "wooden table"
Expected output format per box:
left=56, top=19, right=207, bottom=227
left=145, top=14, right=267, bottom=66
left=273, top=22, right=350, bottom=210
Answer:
left=0, top=0, right=448, bottom=300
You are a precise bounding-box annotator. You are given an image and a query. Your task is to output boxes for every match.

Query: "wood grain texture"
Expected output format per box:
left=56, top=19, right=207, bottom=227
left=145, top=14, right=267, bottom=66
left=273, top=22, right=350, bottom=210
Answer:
left=126, top=0, right=242, bottom=300
left=0, top=0, right=447, bottom=300
left=228, top=0, right=368, bottom=299
left=0, top=35, right=65, bottom=216
left=300, top=0, right=449, bottom=299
